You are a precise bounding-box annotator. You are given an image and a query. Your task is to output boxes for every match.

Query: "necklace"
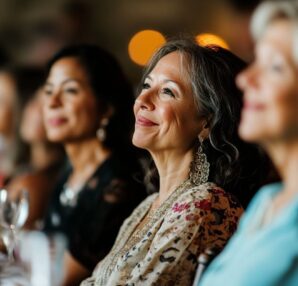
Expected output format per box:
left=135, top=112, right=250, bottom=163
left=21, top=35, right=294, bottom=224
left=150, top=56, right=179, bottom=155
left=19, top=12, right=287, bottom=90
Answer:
left=59, top=184, right=83, bottom=207
left=59, top=165, right=99, bottom=207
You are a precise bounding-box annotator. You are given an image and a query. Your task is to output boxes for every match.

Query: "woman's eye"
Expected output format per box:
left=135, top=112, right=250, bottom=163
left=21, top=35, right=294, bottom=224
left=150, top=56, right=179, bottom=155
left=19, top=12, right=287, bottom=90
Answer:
left=64, top=88, right=78, bottom=94
left=44, top=89, right=53, bottom=96
left=142, top=82, right=150, bottom=90
left=270, top=63, right=284, bottom=73
left=162, top=88, right=175, bottom=97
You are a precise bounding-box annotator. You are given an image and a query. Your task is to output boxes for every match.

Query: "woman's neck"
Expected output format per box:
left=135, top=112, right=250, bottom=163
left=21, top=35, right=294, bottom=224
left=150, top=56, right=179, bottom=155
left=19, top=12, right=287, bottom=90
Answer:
left=151, top=148, right=193, bottom=206
left=264, top=141, right=298, bottom=219
left=267, top=141, right=298, bottom=194
left=65, top=137, right=111, bottom=187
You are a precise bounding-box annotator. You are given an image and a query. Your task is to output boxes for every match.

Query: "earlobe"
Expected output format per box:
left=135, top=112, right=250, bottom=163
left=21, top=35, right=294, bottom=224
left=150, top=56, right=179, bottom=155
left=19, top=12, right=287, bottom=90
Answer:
left=105, top=106, right=115, bottom=118
left=198, top=124, right=210, bottom=141
left=96, top=105, right=115, bottom=142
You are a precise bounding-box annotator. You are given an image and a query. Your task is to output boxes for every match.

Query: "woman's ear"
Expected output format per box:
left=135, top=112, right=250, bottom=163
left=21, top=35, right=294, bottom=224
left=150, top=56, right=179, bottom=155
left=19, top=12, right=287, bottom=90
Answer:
left=198, top=122, right=210, bottom=141
left=96, top=106, right=115, bottom=142
left=98, top=106, right=115, bottom=125
left=104, top=105, right=115, bottom=119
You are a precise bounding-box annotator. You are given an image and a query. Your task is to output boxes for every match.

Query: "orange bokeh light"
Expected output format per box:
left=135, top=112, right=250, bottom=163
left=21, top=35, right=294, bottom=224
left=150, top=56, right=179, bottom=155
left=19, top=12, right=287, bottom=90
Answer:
left=196, top=33, right=229, bottom=49
left=128, top=30, right=166, bottom=66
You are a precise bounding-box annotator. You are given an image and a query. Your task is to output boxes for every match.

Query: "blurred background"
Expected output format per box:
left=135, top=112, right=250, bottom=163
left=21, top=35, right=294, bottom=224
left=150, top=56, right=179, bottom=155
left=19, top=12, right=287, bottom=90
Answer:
left=0, top=0, right=261, bottom=86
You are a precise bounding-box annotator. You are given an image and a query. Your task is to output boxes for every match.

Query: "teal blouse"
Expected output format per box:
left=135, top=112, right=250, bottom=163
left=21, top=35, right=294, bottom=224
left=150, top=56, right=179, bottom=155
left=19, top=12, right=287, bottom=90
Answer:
left=199, top=183, right=298, bottom=286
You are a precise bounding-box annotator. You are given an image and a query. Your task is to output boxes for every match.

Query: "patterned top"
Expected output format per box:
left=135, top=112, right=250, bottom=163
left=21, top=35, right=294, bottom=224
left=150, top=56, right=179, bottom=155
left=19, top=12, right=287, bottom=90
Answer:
left=81, top=180, right=243, bottom=286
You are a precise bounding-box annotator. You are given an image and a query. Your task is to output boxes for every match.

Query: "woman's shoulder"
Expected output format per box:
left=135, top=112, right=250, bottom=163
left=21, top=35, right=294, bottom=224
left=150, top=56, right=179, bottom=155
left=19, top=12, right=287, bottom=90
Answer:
left=180, top=182, right=242, bottom=208
left=160, top=182, right=243, bottom=245
left=167, top=181, right=243, bottom=223
left=186, top=182, right=225, bottom=195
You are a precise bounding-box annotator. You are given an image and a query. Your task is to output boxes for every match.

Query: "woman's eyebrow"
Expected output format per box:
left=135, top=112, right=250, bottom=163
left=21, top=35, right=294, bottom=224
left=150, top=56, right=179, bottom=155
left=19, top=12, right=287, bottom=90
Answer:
left=45, top=78, right=81, bottom=86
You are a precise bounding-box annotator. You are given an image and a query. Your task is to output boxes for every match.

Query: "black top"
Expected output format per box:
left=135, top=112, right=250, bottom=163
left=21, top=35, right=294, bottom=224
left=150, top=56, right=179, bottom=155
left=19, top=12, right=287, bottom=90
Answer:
left=43, top=154, right=147, bottom=271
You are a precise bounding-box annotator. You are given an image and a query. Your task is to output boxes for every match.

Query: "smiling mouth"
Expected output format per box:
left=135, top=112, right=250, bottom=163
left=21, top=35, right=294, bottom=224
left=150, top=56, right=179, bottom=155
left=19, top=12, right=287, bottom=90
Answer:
left=48, top=118, right=67, bottom=126
left=243, top=101, right=265, bottom=111
left=136, top=115, right=158, bottom=127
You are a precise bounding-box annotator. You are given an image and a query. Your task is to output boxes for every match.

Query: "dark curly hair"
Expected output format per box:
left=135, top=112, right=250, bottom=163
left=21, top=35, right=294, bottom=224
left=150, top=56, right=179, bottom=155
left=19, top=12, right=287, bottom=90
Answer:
left=139, top=37, right=271, bottom=207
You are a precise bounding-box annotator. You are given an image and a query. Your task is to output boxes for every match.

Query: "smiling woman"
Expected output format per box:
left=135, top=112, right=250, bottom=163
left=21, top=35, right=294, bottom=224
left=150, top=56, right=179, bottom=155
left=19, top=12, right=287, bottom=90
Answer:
left=43, top=58, right=100, bottom=143
left=81, top=37, right=268, bottom=286
left=237, top=20, right=298, bottom=144
left=41, top=44, right=147, bottom=286
left=199, top=1, right=298, bottom=285
left=133, top=52, right=202, bottom=153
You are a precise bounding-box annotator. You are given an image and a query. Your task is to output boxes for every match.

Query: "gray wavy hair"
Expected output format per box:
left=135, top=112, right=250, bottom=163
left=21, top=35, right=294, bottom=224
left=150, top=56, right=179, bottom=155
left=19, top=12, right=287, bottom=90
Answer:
left=251, top=0, right=298, bottom=63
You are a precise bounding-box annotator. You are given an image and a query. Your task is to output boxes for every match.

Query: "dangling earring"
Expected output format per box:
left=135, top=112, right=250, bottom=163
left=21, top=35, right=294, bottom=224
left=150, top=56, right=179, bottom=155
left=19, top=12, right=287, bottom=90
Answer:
left=189, top=136, right=210, bottom=185
left=96, top=118, right=109, bottom=142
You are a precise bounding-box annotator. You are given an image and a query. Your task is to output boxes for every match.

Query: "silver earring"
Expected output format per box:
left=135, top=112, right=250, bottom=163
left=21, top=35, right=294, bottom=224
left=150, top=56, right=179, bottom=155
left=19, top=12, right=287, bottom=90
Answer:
left=189, top=138, right=210, bottom=185
left=96, top=118, right=109, bottom=142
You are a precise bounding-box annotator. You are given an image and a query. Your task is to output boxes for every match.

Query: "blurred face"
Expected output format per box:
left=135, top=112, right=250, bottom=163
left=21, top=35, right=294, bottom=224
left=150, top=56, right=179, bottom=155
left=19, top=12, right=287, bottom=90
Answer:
left=133, top=52, right=204, bottom=152
left=237, top=20, right=298, bottom=145
left=0, top=72, right=16, bottom=136
left=20, top=90, right=47, bottom=143
left=43, top=57, right=100, bottom=143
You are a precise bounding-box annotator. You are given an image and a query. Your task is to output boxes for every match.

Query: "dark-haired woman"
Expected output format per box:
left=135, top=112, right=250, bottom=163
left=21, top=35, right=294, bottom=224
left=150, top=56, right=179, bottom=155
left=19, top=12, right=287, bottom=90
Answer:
left=81, top=38, right=268, bottom=285
left=42, top=45, right=147, bottom=285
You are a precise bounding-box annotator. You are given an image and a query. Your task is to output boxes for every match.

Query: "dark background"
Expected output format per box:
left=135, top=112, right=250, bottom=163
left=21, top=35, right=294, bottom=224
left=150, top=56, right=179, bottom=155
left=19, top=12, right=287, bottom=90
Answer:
left=0, top=0, right=261, bottom=86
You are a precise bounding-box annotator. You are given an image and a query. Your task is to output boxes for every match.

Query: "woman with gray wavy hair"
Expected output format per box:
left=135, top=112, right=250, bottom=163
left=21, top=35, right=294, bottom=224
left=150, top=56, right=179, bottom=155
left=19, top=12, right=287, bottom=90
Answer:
left=199, top=1, right=298, bottom=285
left=80, top=36, right=269, bottom=285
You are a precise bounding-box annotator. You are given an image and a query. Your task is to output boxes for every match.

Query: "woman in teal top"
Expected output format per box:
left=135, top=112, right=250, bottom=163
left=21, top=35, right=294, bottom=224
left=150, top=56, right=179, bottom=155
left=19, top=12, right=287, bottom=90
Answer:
left=199, top=0, right=298, bottom=285
left=199, top=183, right=298, bottom=285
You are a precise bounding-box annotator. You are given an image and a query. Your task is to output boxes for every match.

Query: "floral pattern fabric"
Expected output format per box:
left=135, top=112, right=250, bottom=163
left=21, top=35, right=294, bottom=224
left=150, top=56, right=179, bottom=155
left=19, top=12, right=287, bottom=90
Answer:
left=81, top=181, right=243, bottom=286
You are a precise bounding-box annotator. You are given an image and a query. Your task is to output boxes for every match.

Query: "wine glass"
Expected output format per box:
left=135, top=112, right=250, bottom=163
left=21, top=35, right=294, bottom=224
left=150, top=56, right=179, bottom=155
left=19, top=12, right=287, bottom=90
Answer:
left=0, top=188, right=29, bottom=263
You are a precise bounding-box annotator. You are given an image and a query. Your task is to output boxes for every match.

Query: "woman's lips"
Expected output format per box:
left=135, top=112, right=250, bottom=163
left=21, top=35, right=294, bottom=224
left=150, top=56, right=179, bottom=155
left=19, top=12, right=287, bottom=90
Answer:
left=136, top=115, right=158, bottom=127
left=47, top=118, right=67, bottom=126
left=243, top=101, right=265, bottom=111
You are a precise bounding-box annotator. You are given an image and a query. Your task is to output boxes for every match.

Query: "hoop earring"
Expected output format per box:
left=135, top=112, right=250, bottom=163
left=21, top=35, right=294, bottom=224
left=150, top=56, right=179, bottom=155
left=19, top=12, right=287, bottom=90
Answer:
left=189, top=139, right=210, bottom=185
left=96, top=118, right=109, bottom=142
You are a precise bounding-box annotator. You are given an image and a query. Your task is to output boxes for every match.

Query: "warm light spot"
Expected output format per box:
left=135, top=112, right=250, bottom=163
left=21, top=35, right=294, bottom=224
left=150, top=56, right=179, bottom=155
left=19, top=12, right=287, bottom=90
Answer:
left=128, top=30, right=166, bottom=66
left=196, top=33, right=229, bottom=49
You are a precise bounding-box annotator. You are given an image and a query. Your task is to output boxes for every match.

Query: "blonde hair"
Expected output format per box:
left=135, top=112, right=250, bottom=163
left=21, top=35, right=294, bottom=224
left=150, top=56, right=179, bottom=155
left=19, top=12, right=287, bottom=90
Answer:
left=251, top=0, right=298, bottom=63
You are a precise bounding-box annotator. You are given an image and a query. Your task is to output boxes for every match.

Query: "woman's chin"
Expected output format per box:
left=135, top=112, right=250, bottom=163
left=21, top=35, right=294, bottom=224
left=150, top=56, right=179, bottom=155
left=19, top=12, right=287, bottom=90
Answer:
left=132, top=138, right=146, bottom=149
left=45, top=132, right=66, bottom=144
left=238, top=123, right=260, bottom=143
left=132, top=135, right=151, bottom=150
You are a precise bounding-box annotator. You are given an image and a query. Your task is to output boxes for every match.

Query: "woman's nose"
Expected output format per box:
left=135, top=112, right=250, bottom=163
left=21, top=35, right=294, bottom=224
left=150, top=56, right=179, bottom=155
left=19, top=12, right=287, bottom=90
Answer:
left=46, top=90, right=62, bottom=109
left=135, top=90, right=155, bottom=111
left=236, top=65, right=258, bottom=91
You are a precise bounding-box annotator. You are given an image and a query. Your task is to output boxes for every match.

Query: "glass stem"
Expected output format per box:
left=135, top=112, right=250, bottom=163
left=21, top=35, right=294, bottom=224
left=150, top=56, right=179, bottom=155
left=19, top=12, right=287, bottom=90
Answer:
left=7, top=225, right=15, bottom=263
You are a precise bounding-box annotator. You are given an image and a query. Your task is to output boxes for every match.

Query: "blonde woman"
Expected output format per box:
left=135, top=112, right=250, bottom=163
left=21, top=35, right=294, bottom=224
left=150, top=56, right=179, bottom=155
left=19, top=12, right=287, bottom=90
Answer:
left=199, top=1, right=298, bottom=285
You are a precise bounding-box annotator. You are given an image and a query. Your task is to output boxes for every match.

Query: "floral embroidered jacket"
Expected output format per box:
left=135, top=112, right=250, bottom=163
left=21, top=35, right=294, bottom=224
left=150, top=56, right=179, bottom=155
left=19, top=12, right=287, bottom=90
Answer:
left=81, top=181, right=243, bottom=286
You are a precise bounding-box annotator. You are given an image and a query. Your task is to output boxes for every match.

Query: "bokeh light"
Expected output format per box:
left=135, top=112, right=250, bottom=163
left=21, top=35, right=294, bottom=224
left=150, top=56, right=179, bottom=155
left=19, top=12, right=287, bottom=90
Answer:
left=196, top=33, right=229, bottom=49
left=128, top=30, right=166, bottom=66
